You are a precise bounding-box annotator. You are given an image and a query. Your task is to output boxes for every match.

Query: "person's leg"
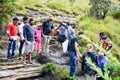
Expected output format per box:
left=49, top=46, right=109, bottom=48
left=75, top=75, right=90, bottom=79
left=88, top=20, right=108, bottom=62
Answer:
left=23, top=53, right=26, bottom=64
left=68, top=51, right=76, bottom=76
left=46, top=36, right=50, bottom=53
left=19, top=40, right=24, bottom=57
left=7, top=40, right=12, bottom=58
left=11, top=40, right=16, bottom=58
left=28, top=41, right=34, bottom=63
left=42, top=36, right=46, bottom=53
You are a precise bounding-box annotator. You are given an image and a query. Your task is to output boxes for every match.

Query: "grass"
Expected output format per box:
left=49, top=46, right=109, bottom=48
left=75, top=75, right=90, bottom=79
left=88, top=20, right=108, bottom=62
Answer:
left=77, top=16, right=120, bottom=52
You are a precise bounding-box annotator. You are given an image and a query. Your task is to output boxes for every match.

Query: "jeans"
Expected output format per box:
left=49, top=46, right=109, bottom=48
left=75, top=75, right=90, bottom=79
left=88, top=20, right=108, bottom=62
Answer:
left=68, top=51, right=76, bottom=76
left=7, top=40, right=16, bottom=58
left=19, top=40, right=25, bottom=57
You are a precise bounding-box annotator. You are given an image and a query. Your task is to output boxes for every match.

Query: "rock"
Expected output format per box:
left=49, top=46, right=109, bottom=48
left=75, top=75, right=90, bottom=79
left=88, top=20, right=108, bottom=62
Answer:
left=37, top=52, right=52, bottom=64
left=37, top=51, right=70, bottom=65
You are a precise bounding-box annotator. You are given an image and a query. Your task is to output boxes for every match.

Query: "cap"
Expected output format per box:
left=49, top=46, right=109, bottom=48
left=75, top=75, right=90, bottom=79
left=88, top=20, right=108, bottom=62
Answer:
left=12, top=17, right=19, bottom=21
left=23, top=16, right=28, bottom=21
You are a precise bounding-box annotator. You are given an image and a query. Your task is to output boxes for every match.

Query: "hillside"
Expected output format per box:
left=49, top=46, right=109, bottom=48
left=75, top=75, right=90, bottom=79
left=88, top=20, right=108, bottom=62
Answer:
left=0, top=0, right=120, bottom=80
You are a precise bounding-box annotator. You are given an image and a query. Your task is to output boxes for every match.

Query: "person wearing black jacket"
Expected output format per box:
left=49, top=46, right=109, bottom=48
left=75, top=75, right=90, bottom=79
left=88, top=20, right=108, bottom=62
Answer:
left=42, top=16, right=53, bottom=53
left=82, top=44, right=98, bottom=80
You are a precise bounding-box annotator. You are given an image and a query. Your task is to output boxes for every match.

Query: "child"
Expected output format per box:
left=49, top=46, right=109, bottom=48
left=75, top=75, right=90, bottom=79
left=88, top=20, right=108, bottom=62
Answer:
left=34, top=25, right=43, bottom=53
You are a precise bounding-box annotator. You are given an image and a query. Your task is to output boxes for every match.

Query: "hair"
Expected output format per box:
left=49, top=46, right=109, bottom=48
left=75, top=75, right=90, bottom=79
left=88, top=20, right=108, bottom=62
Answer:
left=23, top=16, right=28, bottom=21
left=99, top=32, right=105, bottom=36
left=12, top=17, right=18, bottom=21
left=86, top=44, right=94, bottom=50
left=29, top=18, right=34, bottom=23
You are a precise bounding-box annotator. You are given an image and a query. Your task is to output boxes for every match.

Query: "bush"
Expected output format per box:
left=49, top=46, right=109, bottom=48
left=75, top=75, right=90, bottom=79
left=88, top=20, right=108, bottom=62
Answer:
left=109, top=10, right=120, bottom=19
left=41, top=63, right=76, bottom=80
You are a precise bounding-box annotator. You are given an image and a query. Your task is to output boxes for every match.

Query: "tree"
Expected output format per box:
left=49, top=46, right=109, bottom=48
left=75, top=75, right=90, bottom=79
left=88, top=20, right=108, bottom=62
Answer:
left=0, top=0, right=16, bottom=35
left=89, top=0, right=111, bottom=19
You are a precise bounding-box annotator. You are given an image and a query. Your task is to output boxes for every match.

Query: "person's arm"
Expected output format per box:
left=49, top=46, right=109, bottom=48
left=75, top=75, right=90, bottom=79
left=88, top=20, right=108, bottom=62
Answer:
left=23, top=26, right=28, bottom=44
left=75, top=42, right=82, bottom=59
left=6, top=24, right=11, bottom=39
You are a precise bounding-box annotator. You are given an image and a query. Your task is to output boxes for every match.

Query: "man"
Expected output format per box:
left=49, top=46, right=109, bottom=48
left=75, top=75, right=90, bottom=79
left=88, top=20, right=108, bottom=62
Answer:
left=98, top=32, right=112, bottom=51
left=6, top=17, right=18, bottom=58
left=18, top=16, right=28, bottom=58
left=42, top=16, right=53, bottom=53
left=67, top=22, right=76, bottom=40
left=23, top=18, right=34, bottom=64
left=67, top=36, right=81, bottom=76
left=82, top=44, right=98, bottom=80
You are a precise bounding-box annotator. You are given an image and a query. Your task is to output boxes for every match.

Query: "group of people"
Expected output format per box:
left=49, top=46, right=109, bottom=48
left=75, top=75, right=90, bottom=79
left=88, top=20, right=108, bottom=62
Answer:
left=6, top=16, right=54, bottom=64
left=6, top=16, right=112, bottom=80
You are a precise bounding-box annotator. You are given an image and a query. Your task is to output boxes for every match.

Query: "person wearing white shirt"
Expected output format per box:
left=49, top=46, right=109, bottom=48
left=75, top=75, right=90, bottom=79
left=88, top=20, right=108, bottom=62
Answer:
left=18, top=16, right=28, bottom=58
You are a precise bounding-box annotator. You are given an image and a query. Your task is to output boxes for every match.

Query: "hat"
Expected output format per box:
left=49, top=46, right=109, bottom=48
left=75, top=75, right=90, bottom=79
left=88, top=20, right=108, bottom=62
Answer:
left=29, top=18, right=34, bottom=23
left=23, top=16, right=28, bottom=21
left=49, top=16, right=53, bottom=20
left=12, top=17, right=19, bottom=21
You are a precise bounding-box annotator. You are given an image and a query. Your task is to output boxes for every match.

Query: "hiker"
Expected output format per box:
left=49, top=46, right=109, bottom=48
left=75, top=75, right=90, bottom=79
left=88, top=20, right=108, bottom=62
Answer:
left=56, top=20, right=68, bottom=46
left=82, top=44, right=98, bottom=80
left=67, top=36, right=81, bottom=76
left=67, top=22, right=75, bottom=40
left=23, top=18, right=34, bottom=64
left=42, top=16, right=54, bottom=53
left=6, top=17, right=19, bottom=58
left=98, top=32, right=112, bottom=51
left=34, top=24, right=44, bottom=53
left=97, top=51, right=107, bottom=80
left=18, top=16, right=28, bottom=59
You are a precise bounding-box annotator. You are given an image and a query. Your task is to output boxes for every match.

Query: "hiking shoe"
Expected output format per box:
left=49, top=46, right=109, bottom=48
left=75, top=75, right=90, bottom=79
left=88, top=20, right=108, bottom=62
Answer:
left=23, top=62, right=27, bottom=65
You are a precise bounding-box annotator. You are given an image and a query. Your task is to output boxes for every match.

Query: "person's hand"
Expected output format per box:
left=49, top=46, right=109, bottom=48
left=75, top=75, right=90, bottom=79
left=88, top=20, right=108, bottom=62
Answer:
left=76, top=53, right=82, bottom=60
left=25, top=40, right=28, bottom=45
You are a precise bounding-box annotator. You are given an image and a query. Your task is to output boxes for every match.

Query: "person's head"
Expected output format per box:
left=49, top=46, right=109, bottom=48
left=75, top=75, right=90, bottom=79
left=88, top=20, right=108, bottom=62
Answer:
left=23, top=16, right=28, bottom=24
left=12, top=17, right=19, bottom=25
left=99, top=32, right=105, bottom=38
left=72, top=23, right=76, bottom=29
left=98, top=51, right=104, bottom=58
left=37, top=24, right=42, bottom=29
left=29, top=18, right=34, bottom=26
left=48, top=16, right=53, bottom=22
left=86, top=44, right=94, bottom=52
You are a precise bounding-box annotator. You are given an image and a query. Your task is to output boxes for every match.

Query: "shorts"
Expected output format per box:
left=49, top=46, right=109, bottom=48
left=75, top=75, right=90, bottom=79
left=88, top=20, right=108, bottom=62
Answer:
left=57, top=35, right=66, bottom=43
left=24, top=41, right=34, bottom=54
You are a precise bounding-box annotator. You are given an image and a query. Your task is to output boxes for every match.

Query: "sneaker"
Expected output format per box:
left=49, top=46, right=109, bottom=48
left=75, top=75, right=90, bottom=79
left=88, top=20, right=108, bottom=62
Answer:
left=23, top=61, right=27, bottom=65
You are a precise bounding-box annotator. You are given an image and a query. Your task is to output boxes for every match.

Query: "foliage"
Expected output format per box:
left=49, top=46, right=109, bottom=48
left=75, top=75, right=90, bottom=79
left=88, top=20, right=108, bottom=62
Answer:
left=0, top=0, right=16, bottom=24
left=89, top=0, right=111, bottom=19
left=82, top=35, right=120, bottom=80
left=41, top=63, right=76, bottom=80
left=109, top=10, right=120, bottom=19
left=77, top=16, right=120, bottom=52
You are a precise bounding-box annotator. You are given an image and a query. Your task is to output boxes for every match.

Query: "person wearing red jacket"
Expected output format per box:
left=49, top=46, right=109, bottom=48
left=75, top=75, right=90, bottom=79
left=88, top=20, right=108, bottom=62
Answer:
left=6, top=17, right=18, bottom=58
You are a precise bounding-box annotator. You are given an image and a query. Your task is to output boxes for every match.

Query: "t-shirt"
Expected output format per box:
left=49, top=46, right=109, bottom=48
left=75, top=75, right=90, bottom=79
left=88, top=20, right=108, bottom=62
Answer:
left=18, top=23, right=25, bottom=40
left=68, top=26, right=75, bottom=40
left=42, top=20, right=53, bottom=36
left=23, top=24, right=34, bottom=42
left=7, top=23, right=17, bottom=39
left=67, top=36, right=79, bottom=52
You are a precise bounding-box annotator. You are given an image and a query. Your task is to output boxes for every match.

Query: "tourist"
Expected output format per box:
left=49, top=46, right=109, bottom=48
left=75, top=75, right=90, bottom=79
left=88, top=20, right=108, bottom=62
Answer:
left=6, top=17, right=19, bottom=59
left=23, top=18, right=34, bottom=64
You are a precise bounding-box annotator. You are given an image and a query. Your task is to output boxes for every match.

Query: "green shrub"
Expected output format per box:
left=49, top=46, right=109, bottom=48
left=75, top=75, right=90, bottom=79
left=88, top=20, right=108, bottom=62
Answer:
left=41, top=63, right=76, bottom=80
left=109, top=10, right=120, bottom=19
